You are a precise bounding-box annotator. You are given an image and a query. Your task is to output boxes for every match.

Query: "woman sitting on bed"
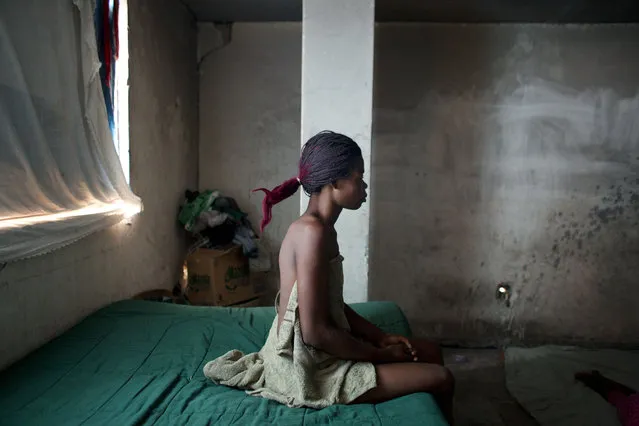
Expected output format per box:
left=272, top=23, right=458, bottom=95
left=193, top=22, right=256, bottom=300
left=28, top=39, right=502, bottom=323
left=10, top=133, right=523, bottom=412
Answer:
left=204, top=131, right=455, bottom=424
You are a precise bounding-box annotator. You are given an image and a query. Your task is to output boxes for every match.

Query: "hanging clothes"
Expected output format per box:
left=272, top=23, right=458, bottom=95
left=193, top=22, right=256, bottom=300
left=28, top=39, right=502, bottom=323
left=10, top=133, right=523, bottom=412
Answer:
left=94, top=0, right=119, bottom=135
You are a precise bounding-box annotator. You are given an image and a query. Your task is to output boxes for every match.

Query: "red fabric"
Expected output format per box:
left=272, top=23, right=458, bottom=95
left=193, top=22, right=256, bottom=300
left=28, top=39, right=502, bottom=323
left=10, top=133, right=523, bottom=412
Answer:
left=113, top=0, right=119, bottom=59
left=102, top=0, right=112, bottom=86
left=253, top=177, right=301, bottom=233
left=608, top=391, right=639, bottom=426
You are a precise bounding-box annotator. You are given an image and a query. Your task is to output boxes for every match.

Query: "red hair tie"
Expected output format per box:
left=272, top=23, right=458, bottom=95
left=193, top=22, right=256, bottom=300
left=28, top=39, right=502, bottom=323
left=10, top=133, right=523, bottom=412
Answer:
left=253, top=177, right=302, bottom=233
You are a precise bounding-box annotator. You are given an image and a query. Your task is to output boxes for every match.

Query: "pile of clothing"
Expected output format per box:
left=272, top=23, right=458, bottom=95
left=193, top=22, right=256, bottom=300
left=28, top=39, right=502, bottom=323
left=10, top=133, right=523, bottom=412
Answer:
left=178, top=190, right=258, bottom=258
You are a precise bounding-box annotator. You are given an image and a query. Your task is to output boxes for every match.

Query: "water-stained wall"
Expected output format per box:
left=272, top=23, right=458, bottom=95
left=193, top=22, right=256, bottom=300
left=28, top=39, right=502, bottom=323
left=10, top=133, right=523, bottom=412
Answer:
left=370, top=23, right=639, bottom=346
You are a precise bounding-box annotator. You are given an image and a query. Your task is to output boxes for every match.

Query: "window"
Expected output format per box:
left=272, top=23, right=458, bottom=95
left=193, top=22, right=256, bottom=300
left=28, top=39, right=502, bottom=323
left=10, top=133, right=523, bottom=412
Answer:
left=0, top=0, right=141, bottom=262
left=113, top=0, right=130, bottom=183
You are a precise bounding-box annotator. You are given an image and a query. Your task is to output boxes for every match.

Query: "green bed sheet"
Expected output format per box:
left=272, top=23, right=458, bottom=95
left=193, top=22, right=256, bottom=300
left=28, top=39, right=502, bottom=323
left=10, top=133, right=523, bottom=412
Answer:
left=0, top=300, right=447, bottom=426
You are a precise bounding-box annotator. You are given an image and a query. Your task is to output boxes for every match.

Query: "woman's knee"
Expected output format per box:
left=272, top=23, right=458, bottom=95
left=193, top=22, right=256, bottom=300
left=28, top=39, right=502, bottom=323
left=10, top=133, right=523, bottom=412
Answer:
left=441, top=367, right=455, bottom=393
left=420, top=365, right=454, bottom=394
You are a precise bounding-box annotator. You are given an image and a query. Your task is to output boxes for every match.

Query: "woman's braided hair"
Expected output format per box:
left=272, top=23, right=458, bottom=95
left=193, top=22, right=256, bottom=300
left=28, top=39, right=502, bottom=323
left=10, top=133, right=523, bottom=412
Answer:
left=253, top=130, right=362, bottom=233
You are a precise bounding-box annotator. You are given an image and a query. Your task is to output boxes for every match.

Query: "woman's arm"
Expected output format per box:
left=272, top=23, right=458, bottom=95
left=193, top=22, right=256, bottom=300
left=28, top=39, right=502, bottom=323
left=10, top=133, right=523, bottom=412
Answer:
left=343, top=304, right=386, bottom=346
left=295, top=221, right=410, bottom=364
left=344, top=299, right=416, bottom=361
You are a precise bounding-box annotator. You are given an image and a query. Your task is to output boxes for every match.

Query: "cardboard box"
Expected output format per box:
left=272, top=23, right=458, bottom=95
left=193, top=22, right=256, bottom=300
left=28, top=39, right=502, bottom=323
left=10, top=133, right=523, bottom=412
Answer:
left=185, top=246, right=262, bottom=306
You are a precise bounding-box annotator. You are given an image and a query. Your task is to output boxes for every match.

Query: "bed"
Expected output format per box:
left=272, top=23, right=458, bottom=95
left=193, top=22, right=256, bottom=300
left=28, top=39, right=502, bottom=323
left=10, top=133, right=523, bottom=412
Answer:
left=0, top=300, right=447, bottom=425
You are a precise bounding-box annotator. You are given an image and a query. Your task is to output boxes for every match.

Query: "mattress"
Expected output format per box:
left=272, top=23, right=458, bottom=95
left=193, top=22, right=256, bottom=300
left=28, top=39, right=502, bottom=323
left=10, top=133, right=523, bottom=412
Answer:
left=0, top=300, right=447, bottom=425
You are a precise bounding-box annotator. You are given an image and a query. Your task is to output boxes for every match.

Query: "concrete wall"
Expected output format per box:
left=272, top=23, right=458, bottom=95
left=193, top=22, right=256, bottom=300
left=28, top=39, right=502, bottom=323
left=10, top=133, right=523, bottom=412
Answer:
left=198, top=23, right=639, bottom=346
left=371, top=24, right=639, bottom=346
left=198, top=23, right=301, bottom=299
left=0, top=0, right=198, bottom=370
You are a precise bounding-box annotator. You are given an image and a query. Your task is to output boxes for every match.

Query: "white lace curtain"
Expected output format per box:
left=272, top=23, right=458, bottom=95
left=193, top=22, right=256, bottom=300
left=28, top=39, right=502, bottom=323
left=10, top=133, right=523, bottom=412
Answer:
left=0, top=0, right=141, bottom=263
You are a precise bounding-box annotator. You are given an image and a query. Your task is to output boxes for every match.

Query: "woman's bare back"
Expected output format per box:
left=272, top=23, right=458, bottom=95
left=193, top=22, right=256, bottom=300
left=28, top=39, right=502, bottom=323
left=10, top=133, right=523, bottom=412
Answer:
left=276, top=215, right=339, bottom=332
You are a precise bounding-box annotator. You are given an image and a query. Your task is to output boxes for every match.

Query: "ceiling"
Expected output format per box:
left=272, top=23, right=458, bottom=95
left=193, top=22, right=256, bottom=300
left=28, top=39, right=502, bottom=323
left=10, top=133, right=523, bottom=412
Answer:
left=183, top=0, right=639, bottom=23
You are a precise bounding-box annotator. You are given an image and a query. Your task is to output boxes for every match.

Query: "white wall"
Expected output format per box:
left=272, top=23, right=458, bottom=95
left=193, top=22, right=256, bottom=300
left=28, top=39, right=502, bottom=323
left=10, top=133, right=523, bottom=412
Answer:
left=301, top=0, right=375, bottom=304
left=198, top=23, right=302, bottom=299
left=0, top=0, right=198, bottom=370
left=198, top=23, right=639, bottom=346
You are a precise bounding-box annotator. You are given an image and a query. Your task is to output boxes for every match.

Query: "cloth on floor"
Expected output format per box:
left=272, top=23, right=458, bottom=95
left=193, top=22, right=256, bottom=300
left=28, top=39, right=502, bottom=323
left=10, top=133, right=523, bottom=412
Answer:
left=203, top=255, right=377, bottom=408
left=201, top=220, right=236, bottom=247
left=233, top=225, right=258, bottom=258
left=179, top=190, right=259, bottom=251
left=506, top=346, right=639, bottom=426
left=192, top=211, right=229, bottom=234
left=178, top=190, right=220, bottom=232
left=212, top=195, right=247, bottom=222
left=608, top=391, right=639, bottom=426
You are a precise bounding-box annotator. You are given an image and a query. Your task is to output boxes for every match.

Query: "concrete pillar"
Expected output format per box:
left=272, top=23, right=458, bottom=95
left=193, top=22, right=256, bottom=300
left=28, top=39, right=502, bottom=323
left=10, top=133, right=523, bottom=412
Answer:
left=301, top=0, right=375, bottom=303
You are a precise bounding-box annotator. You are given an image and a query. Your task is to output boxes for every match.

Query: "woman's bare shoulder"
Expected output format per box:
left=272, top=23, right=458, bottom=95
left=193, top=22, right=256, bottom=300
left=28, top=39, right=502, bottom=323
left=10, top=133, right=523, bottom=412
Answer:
left=281, top=215, right=331, bottom=256
left=290, top=215, right=326, bottom=236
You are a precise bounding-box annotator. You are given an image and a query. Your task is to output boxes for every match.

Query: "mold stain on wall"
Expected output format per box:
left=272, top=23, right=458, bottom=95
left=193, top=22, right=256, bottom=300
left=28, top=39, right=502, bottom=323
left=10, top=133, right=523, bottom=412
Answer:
left=370, top=23, right=639, bottom=347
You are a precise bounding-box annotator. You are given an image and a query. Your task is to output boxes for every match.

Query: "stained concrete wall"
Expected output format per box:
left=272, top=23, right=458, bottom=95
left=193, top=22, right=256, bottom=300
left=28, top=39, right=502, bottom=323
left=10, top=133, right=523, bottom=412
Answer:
left=198, top=23, right=639, bottom=346
left=198, top=23, right=302, bottom=299
left=371, top=24, right=639, bottom=346
left=0, top=0, right=198, bottom=370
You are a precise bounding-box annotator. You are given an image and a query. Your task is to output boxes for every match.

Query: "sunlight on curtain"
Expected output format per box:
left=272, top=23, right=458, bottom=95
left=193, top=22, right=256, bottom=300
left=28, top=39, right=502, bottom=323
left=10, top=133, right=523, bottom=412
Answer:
left=0, top=0, right=142, bottom=263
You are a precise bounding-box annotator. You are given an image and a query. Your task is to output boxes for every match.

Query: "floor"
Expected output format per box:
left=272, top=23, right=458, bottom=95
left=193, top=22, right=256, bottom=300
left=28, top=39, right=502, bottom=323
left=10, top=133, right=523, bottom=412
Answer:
left=444, top=349, right=539, bottom=426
